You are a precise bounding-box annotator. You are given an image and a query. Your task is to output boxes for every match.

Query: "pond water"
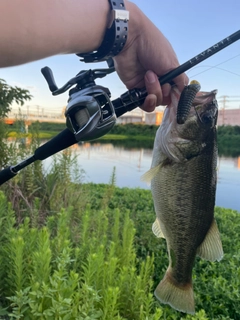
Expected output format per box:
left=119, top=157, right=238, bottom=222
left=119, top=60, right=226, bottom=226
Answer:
left=43, top=142, right=240, bottom=212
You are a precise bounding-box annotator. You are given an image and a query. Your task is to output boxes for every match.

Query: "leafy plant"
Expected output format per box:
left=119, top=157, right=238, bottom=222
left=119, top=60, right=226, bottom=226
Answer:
left=0, top=79, right=32, bottom=167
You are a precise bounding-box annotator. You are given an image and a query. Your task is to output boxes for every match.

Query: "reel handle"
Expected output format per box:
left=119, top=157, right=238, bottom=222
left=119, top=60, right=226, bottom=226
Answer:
left=41, top=66, right=58, bottom=92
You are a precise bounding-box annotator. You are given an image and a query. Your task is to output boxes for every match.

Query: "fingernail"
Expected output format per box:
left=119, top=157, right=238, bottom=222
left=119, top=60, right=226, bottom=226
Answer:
left=146, top=71, right=156, bottom=84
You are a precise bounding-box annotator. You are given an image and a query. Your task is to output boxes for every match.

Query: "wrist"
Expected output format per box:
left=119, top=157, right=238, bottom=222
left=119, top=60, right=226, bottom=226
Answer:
left=77, top=0, right=129, bottom=63
left=122, top=1, right=144, bottom=51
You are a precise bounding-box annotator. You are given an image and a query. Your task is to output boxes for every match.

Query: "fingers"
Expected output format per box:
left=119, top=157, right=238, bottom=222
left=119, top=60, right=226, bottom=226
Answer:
left=141, top=94, right=157, bottom=112
left=141, top=70, right=189, bottom=112
left=141, top=70, right=172, bottom=111
left=141, top=70, right=162, bottom=112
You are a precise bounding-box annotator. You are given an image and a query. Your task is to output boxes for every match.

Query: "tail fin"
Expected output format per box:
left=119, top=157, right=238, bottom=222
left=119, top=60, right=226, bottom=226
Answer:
left=154, top=269, right=195, bottom=314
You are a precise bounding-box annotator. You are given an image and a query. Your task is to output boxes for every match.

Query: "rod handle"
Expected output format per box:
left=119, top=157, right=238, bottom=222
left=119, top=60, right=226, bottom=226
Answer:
left=0, top=166, right=17, bottom=185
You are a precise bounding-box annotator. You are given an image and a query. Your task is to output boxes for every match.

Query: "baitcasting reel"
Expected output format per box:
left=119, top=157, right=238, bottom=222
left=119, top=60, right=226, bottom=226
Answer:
left=41, top=65, right=117, bottom=142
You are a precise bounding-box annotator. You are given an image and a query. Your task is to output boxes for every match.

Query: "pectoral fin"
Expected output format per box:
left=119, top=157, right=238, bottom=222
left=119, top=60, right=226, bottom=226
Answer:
left=152, top=218, right=165, bottom=238
left=197, top=219, right=223, bottom=262
left=141, top=164, right=161, bottom=183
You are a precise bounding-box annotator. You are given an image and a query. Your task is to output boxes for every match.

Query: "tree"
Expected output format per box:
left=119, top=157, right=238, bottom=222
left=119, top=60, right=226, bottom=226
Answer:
left=0, top=79, right=32, bottom=167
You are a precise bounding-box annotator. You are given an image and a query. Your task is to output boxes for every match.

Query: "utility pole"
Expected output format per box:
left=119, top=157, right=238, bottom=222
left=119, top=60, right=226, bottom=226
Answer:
left=219, top=95, right=228, bottom=125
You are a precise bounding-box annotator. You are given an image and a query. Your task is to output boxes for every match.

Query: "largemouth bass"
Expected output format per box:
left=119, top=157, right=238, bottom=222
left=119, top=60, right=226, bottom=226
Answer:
left=142, top=87, right=223, bottom=314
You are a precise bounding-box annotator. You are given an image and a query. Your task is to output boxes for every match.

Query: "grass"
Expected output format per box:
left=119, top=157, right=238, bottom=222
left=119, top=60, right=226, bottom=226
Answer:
left=8, top=131, right=154, bottom=140
left=97, top=134, right=154, bottom=141
left=8, top=131, right=57, bottom=139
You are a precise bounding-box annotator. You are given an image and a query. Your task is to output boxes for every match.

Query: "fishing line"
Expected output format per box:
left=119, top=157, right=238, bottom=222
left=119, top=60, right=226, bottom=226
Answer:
left=188, top=65, right=240, bottom=80
left=187, top=53, right=240, bottom=78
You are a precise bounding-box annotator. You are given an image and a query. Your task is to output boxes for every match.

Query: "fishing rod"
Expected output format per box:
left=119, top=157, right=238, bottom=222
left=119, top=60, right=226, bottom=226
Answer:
left=0, top=30, right=239, bottom=185
left=112, top=29, right=240, bottom=117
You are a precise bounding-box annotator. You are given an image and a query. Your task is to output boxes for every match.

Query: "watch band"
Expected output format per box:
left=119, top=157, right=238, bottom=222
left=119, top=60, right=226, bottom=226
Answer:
left=77, top=0, right=129, bottom=63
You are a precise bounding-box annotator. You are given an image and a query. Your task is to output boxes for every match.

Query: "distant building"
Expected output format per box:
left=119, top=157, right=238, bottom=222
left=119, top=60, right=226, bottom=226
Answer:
left=145, top=111, right=164, bottom=125
left=217, top=109, right=240, bottom=126
left=117, top=110, right=144, bottom=124
left=145, top=109, right=240, bottom=126
left=117, top=108, right=240, bottom=127
left=117, top=114, right=143, bottom=124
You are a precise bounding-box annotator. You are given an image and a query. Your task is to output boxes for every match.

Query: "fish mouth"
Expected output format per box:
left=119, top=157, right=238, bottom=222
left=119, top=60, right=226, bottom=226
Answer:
left=193, top=90, right=218, bottom=105
left=165, top=89, right=218, bottom=125
left=198, top=102, right=218, bottom=128
left=156, top=88, right=218, bottom=163
left=193, top=91, right=218, bottom=128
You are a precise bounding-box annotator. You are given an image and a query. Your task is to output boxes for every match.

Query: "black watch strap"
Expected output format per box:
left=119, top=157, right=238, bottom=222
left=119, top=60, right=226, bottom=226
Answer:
left=77, top=0, right=129, bottom=63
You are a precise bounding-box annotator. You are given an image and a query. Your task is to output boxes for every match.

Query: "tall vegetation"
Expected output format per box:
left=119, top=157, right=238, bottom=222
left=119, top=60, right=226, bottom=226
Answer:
left=0, top=190, right=163, bottom=319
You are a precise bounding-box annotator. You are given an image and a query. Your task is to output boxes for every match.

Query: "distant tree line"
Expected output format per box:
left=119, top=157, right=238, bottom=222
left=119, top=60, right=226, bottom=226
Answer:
left=8, top=121, right=240, bottom=156
left=109, top=123, right=158, bottom=137
left=217, top=125, right=240, bottom=157
left=10, top=121, right=240, bottom=137
left=29, top=121, right=66, bottom=132
left=10, top=121, right=66, bottom=132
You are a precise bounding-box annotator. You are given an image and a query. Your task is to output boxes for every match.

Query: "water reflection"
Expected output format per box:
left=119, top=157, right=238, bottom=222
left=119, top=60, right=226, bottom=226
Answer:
left=73, top=142, right=152, bottom=189
left=216, top=157, right=240, bottom=211
left=43, top=142, right=240, bottom=212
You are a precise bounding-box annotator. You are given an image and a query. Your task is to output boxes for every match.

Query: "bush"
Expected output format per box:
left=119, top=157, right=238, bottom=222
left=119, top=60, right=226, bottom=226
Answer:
left=217, top=125, right=240, bottom=156
left=109, top=123, right=158, bottom=137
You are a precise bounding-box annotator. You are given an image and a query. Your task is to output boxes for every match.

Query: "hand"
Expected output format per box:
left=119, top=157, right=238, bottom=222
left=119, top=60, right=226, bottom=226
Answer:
left=113, top=1, right=188, bottom=112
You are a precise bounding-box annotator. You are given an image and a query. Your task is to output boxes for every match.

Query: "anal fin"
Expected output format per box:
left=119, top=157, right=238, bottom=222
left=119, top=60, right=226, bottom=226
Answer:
left=197, top=219, right=223, bottom=262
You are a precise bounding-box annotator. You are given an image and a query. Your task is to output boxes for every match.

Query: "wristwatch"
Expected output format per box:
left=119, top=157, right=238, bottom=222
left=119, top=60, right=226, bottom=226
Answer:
left=77, top=0, right=129, bottom=63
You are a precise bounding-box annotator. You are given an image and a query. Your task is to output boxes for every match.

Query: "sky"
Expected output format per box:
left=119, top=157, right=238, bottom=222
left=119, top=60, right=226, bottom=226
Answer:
left=1, top=0, right=240, bottom=115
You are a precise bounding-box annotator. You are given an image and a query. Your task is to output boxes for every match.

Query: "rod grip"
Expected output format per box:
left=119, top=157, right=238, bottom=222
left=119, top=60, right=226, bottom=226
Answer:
left=0, top=166, right=17, bottom=185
